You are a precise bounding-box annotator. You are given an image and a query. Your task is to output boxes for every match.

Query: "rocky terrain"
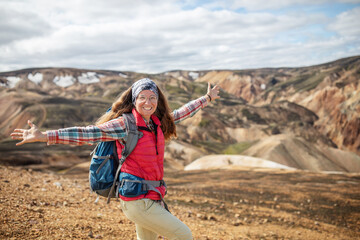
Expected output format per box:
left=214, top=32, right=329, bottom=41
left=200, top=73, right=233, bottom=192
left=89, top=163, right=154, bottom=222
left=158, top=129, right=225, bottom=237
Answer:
left=1, top=56, right=359, bottom=173
left=1, top=165, right=359, bottom=240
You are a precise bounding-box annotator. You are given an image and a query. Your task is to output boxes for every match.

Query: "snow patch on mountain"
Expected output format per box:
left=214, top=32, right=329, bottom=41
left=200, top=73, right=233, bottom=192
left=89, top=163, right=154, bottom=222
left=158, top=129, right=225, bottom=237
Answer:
left=28, top=73, right=43, bottom=84
left=5, top=76, right=22, bottom=88
left=53, top=75, right=76, bottom=87
left=189, top=72, right=199, bottom=80
left=119, top=73, right=128, bottom=78
left=78, top=72, right=101, bottom=84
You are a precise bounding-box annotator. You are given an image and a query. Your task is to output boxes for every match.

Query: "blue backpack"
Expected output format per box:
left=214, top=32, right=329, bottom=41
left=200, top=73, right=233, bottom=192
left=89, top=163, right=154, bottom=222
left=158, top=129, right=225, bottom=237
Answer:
left=89, top=113, right=142, bottom=203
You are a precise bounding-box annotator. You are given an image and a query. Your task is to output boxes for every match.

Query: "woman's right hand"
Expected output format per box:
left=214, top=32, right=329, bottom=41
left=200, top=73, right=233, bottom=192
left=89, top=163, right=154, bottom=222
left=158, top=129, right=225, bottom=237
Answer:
left=10, top=120, right=48, bottom=146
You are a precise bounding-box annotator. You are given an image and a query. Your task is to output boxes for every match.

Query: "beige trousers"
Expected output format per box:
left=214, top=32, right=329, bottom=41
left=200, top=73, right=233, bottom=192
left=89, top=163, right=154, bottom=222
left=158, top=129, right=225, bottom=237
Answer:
left=120, top=199, right=192, bottom=240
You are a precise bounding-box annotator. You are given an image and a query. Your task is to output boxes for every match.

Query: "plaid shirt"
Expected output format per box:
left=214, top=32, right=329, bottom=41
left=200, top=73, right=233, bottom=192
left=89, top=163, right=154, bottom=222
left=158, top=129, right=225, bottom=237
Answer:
left=47, top=96, right=208, bottom=145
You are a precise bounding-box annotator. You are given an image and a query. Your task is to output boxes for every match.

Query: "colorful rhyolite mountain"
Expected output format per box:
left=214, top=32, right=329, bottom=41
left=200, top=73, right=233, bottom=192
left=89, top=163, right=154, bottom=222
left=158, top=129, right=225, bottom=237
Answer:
left=0, top=56, right=359, bottom=172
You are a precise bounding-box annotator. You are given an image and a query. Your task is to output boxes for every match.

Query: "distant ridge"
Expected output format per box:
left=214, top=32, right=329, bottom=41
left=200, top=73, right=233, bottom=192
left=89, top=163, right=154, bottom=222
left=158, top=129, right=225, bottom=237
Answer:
left=1, top=56, right=359, bottom=172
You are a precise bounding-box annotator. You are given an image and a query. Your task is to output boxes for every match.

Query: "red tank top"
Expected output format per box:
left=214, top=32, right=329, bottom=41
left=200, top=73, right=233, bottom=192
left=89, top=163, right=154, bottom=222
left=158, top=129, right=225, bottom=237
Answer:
left=116, top=108, right=166, bottom=201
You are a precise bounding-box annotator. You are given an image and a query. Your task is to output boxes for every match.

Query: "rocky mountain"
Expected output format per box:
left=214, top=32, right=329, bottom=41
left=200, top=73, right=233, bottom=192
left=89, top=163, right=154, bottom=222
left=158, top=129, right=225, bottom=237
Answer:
left=0, top=56, right=359, bottom=172
left=196, top=56, right=360, bottom=155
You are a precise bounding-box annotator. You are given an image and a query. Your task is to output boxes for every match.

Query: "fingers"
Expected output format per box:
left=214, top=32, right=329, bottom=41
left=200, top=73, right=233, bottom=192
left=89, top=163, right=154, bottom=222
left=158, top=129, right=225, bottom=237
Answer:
left=16, top=140, right=25, bottom=146
left=10, top=132, right=23, bottom=138
left=28, top=120, right=35, bottom=128
left=211, top=85, right=220, bottom=95
left=207, top=82, right=211, bottom=92
left=11, top=129, right=24, bottom=133
left=10, top=133, right=25, bottom=146
left=212, top=85, right=220, bottom=91
left=10, top=129, right=24, bottom=137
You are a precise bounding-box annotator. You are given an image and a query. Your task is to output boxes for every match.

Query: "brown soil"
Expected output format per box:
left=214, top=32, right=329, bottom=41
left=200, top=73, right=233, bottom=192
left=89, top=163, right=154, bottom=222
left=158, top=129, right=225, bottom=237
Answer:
left=1, top=165, right=359, bottom=240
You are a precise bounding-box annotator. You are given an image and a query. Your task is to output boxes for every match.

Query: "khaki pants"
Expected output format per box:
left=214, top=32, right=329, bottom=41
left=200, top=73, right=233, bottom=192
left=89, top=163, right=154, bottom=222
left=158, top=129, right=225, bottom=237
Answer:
left=120, top=199, right=193, bottom=240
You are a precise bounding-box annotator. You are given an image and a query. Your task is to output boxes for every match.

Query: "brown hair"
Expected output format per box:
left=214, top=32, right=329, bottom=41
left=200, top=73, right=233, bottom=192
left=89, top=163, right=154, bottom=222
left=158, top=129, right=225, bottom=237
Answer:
left=96, top=86, right=177, bottom=140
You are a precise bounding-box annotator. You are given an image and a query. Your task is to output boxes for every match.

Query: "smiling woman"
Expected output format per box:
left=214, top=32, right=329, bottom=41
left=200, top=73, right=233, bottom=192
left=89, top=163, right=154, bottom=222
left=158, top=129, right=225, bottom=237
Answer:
left=10, top=77, right=221, bottom=240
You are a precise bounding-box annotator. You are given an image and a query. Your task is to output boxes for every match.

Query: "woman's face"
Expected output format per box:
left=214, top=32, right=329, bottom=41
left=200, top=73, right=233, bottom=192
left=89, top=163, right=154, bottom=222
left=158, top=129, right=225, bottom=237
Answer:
left=135, top=90, right=158, bottom=121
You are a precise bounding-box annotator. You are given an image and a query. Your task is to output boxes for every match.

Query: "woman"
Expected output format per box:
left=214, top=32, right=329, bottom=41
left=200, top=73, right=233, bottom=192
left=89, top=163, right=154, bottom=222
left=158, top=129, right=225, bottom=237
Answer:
left=11, top=78, right=220, bottom=240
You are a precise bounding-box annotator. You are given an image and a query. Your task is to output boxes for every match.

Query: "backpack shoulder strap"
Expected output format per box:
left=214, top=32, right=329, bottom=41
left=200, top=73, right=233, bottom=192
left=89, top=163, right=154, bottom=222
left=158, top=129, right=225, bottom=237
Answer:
left=121, top=113, right=143, bottom=161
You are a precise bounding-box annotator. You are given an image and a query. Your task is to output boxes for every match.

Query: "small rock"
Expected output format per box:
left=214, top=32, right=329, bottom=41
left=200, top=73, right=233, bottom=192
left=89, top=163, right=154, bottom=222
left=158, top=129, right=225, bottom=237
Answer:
left=234, top=213, right=240, bottom=218
left=29, top=220, right=38, bottom=225
left=88, top=231, right=94, bottom=238
left=54, top=182, right=62, bottom=189
left=207, top=215, right=217, bottom=221
left=233, top=220, right=243, bottom=226
left=63, top=201, right=68, bottom=207
left=196, top=213, right=207, bottom=220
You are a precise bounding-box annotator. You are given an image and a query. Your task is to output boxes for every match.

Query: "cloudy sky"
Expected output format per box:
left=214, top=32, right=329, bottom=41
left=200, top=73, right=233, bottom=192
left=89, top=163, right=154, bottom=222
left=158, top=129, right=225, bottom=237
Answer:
left=1, top=0, right=359, bottom=73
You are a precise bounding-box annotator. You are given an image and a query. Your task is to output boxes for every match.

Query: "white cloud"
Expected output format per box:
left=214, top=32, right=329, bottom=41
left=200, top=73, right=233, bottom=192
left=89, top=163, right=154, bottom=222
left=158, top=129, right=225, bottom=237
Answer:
left=328, top=7, right=360, bottom=37
left=0, top=7, right=52, bottom=45
left=190, top=0, right=360, bottom=11
left=0, top=0, right=359, bottom=72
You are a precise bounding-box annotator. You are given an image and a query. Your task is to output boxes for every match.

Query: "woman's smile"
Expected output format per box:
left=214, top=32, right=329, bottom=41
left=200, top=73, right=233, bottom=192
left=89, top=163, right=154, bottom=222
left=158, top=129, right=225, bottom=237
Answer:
left=135, top=90, right=158, bottom=120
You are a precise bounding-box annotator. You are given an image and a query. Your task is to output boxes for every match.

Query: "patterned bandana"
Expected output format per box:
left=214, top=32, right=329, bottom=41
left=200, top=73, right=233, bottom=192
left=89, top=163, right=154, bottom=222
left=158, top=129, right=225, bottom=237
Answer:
left=131, top=78, right=159, bottom=105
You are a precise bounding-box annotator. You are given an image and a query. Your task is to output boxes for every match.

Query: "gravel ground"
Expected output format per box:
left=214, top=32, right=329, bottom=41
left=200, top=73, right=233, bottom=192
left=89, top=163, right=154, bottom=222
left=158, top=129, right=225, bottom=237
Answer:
left=1, top=165, right=359, bottom=239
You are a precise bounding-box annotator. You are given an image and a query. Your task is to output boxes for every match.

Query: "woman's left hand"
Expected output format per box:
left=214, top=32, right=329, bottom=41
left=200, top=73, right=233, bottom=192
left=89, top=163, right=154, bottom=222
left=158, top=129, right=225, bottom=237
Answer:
left=206, top=82, right=221, bottom=102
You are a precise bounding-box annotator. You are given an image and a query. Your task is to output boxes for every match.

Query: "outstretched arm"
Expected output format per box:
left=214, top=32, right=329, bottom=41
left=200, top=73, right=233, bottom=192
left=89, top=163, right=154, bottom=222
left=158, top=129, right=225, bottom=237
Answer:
left=10, top=117, right=128, bottom=146
left=172, top=82, right=220, bottom=124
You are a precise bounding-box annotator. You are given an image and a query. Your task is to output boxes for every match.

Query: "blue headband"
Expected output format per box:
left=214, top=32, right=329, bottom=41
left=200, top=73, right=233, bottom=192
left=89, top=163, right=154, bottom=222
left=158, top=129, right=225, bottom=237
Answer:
left=131, top=78, right=159, bottom=105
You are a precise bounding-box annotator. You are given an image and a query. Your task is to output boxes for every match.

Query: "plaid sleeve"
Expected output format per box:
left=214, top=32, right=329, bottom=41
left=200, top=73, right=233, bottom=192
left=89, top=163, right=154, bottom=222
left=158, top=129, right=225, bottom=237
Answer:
left=172, top=96, right=208, bottom=125
left=46, top=117, right=128, bottom=145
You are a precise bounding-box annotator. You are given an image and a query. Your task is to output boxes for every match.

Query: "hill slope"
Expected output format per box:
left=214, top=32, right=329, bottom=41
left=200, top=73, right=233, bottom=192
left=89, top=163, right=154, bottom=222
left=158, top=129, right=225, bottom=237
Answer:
left=0, top=56, right=359, bottom=172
